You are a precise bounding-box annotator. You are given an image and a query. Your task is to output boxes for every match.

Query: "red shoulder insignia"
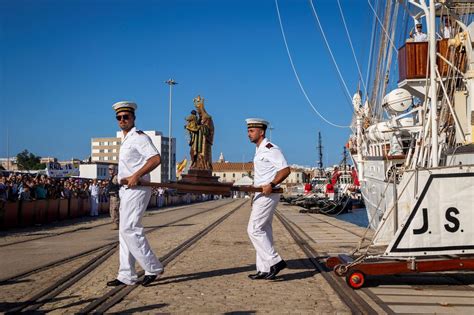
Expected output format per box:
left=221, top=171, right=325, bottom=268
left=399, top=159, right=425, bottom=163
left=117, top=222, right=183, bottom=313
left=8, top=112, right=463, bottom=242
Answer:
left=266, top=143, right=274, bottom=149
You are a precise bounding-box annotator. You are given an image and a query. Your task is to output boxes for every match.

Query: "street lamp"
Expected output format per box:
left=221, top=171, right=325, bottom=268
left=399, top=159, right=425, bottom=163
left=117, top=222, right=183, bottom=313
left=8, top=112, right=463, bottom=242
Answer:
left=268, top=124, right=275, bottom=142
left=165, top=78, right=178, bottom=182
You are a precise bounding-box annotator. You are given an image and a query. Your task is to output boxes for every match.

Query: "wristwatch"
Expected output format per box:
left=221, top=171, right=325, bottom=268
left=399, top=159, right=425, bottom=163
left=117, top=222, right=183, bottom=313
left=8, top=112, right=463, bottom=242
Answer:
left=270, top=182, right=277, bottom=188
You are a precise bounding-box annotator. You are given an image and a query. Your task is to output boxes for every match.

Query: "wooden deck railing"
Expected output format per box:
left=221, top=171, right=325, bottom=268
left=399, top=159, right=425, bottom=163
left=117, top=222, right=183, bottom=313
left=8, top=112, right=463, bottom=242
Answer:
left=398, top=39, right=465, bottom=82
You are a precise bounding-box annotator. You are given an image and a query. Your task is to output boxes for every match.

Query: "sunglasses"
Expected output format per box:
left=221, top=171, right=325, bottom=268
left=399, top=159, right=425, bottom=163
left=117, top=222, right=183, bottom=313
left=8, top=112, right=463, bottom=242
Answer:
left=116, top=114, right=130, bottom=121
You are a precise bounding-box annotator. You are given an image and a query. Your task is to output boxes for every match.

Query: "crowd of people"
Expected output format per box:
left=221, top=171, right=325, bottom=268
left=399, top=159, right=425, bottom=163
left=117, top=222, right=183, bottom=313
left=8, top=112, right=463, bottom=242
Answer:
left=0, top=172, right=111, bottom=202
left=0, top=171, right=206, bottom=223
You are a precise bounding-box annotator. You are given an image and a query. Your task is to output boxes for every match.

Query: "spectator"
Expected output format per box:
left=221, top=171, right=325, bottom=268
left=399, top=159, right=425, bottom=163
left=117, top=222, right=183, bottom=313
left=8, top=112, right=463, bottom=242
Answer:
left=35, top=181, right=47, bottom=200
left=442, top=17, right=454, bottom=39
left=107, top=165, right=120, bottom=229
left=19, top=183, right=31, bottom=201
left=89, top=179, right=99, bottom=216
left=0, top=176, right=6, bottom=224
left=0, top=173, right=105, bottom=202
left=0, top=175, right=7, bottom=206
left=158, top=187, right=164, bottom=207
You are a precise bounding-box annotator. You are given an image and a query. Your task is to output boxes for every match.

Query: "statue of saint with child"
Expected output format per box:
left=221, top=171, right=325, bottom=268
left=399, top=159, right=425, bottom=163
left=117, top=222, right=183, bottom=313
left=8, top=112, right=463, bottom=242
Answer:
left=184, top=95, right=214, bottom=171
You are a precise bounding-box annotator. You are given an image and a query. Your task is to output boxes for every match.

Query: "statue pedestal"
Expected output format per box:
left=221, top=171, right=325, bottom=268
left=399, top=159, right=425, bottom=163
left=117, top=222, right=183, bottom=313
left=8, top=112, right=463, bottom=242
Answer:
left=180, top=169, right=220, bottom=184
left=179, top=169, right=233, bottom=196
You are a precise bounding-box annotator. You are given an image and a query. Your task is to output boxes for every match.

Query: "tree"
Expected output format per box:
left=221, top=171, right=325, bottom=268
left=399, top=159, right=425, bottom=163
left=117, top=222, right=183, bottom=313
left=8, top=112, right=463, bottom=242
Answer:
left=16, top=150, right=45, bottom=170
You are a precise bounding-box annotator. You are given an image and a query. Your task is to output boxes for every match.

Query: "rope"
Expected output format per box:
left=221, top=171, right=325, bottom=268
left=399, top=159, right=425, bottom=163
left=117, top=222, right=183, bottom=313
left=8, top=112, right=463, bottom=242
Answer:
left=337, top=0, right=368, bottom=95
left=365, top=0, right=378, bottom=100
left=274, top=0, right=350, bottom=129
left=367, top=0, right=398, bottom=56
left=353, top=169, right=417, bottom=257
left=308, top=0, right=353, bottom=105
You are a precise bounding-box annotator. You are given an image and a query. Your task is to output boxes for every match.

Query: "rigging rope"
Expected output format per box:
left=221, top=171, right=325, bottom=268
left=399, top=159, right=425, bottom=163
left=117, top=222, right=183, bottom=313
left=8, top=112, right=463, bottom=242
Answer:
left=367, top=0, right=398, bottom=56
left=274, top=0, right=350, bottom=128
left=308, top=0, right=353, bottom=105
left=365, top=0, right=378, bottom=100
left=337, top=0, right=367, bottom=95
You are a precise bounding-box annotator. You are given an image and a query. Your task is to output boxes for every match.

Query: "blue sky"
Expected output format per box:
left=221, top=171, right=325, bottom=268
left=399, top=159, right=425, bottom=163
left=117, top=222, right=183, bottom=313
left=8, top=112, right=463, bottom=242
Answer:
left=1, top=0, right=374, bottom=167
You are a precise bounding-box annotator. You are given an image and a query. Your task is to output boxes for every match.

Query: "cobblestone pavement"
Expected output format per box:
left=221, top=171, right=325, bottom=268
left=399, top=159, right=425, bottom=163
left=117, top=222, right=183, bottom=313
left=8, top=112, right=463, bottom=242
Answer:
left=0, top=200, right=231, bottom=279
left=278, top=204, right=474, bottom=314
left=0, top=247, right=109, bottom=312
left=12, top=200, right=473, bottom=314
left=0, top=201, right=214, bottom=246
left=110, top=202, right=350, bottom=314
left=0, top=199, right=234, bottom=312
left=277, top=204, right=373, bottom=256
left=37, top=200, right=243, bottom=314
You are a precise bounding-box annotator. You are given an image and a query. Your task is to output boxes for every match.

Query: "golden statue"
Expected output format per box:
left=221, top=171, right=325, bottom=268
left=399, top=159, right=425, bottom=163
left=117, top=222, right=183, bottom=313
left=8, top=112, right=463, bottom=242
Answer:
left=185, top=95, right=214, bottom=171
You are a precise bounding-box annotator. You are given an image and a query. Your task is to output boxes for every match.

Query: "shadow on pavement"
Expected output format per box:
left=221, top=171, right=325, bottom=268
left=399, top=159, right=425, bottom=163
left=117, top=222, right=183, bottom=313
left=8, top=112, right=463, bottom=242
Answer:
left=111, top=303, right=168, bottom=313
left=152, top=258, right=318, bottom=286
left=364, top=272, right=474, bottom=288
left=0, top=294, right=81, bottom=312
left=42, top=298, right=97, bottom=312
left=0, top=278, right=33, bottom=286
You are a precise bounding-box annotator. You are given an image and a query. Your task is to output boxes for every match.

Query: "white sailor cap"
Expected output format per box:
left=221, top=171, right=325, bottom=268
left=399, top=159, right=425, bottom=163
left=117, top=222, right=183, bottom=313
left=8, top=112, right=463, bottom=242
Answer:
left=246, top=118, right=269, bottom=130
left=414, top=18, right=422, bottom=26
left=112, top=101, right=137, bottom=114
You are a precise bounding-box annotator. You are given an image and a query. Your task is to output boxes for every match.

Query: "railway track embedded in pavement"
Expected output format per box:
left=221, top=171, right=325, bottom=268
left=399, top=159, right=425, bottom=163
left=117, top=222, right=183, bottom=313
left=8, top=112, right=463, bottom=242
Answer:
left=3, top=199, right=242, bottom=313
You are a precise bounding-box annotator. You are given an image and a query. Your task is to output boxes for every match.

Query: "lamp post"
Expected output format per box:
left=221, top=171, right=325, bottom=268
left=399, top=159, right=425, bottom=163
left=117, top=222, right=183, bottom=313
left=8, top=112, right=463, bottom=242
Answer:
left=165, top=78, right=178, bottom=182
left=268, top=124, right=274, bottom=142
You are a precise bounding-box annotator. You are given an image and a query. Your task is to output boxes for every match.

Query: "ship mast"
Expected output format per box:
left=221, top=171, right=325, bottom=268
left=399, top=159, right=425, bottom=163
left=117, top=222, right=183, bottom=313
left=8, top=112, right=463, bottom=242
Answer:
left=428, top=0, right=438, bottom=167
left=316, top=132, right=323, bottom=171
left=342, top=146, right=348, bottom=171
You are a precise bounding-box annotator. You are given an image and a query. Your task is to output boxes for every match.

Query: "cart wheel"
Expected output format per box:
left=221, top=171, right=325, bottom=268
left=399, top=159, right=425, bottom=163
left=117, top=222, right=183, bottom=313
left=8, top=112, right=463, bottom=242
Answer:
left=346, top=270, right=365, bottom=289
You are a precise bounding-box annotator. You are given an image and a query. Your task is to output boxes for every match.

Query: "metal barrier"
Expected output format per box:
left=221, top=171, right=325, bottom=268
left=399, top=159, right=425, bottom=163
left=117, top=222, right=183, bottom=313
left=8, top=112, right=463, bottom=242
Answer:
left=0, top=193, right=209, bottom=229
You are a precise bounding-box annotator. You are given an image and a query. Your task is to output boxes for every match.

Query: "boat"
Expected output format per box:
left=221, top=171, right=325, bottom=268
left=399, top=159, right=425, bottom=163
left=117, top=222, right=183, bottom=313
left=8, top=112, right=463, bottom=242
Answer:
left=326, top=0, right=474, bottom=288
left=275, top=0, right=474, bottom=287
left=348, top=0, right=474, bottom=258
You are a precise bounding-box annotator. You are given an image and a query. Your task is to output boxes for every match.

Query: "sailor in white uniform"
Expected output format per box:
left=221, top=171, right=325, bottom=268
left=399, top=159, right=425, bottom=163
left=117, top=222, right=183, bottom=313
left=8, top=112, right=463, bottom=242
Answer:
left=106, top=101, right=164, bottom=287
left=246, top=118, right=291, bottom=280
left=410, top=20, right=428, bottom=42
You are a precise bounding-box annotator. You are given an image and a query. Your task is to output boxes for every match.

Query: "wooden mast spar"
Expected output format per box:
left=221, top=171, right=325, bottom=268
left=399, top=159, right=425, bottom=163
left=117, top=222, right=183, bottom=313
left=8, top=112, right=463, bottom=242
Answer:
left=120, top=179, right=283, bottom=196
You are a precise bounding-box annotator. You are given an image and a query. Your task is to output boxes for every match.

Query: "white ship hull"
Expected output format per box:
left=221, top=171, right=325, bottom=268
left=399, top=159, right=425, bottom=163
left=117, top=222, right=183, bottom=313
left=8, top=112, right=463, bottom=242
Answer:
left=357, top=152, right=474, bottom=256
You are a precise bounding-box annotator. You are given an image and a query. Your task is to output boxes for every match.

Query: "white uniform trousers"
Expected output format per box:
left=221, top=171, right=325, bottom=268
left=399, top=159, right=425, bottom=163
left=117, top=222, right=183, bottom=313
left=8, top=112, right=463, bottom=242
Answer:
left=117, top=187, right=163, bottom=285
left=247, top=193, right=282, bottom=273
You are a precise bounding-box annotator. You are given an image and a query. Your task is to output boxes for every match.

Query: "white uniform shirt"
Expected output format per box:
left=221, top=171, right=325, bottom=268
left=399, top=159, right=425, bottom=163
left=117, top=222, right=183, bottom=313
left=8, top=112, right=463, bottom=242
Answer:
left=253, top=138, right=288, bottom=187
left=89, top=184, right=100, bottom=197
left=443, top=26, right=453, bottom=39
left=118, top=127, right=160, bottom=183
left=413, top=31, right=428, bottom=42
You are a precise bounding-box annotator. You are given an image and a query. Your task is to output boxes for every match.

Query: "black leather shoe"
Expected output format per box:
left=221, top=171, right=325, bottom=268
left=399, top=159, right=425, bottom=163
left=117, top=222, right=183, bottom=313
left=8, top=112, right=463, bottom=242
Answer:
left=141, top=275, right=157, bottom=287
left=265, top=260, right=287, bottom=280
left=248, top=271, right=269, bottom=280
left=107, top=279, right=125, bottom=286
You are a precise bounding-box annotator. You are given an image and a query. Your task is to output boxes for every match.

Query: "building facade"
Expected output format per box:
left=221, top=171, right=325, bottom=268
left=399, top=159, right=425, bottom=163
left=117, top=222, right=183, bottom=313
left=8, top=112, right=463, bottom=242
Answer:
left=0, top=157, right=18, bottom=171
left=212, top=162, right=254, bottom=183
left=91, top=137, right=120, bottom=163
left=212, top=160, right=308, bottom=187
left=91, top=130, right=176, bottom=182
left=79, top=162, right=110, bottom=180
